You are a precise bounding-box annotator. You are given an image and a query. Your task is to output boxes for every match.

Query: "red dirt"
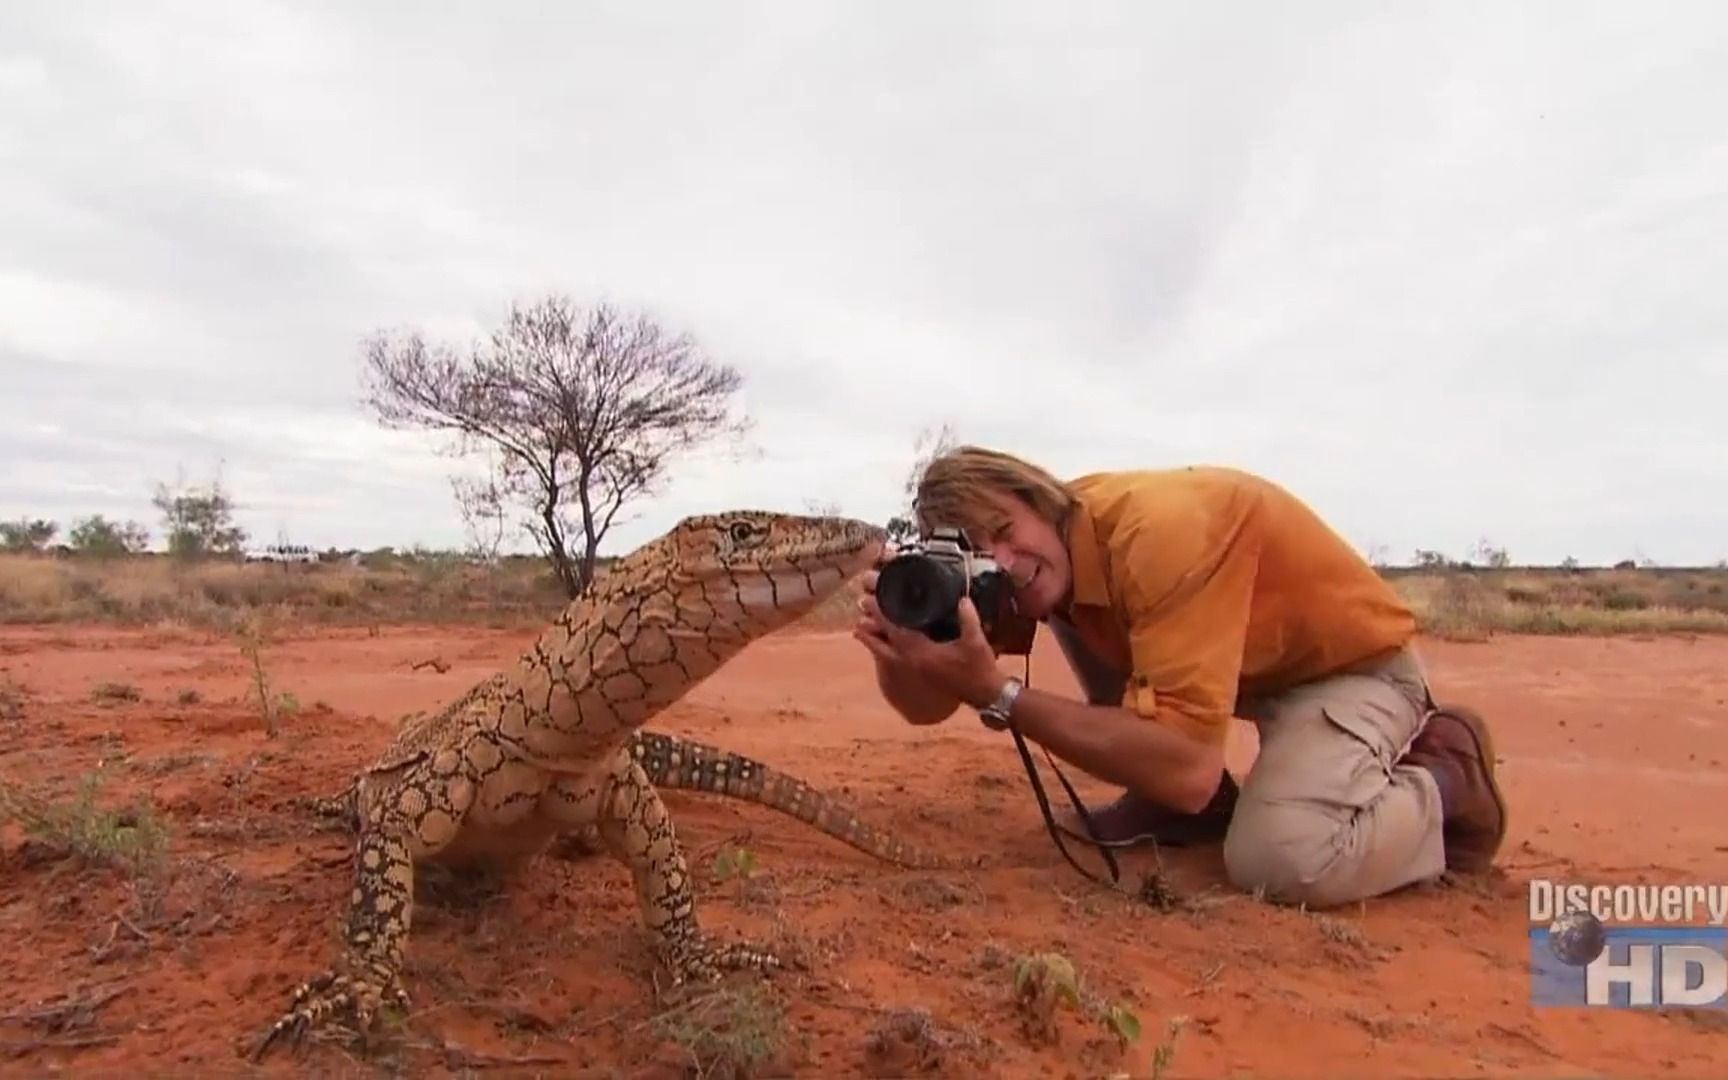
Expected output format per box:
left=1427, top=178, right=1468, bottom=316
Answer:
left=1, top=623, right=1724, bottom=1076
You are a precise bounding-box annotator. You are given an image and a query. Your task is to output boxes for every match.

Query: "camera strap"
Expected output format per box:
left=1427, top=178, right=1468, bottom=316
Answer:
left=1002, top=655, right=1122, bottom=889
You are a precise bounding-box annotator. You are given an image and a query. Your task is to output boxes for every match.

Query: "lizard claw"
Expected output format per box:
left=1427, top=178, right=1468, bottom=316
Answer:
left=249, top=967, right=409, bottom=1062
left=667, top=940, right=780, bottom=986
left=302, top=789, right=358, bottom=832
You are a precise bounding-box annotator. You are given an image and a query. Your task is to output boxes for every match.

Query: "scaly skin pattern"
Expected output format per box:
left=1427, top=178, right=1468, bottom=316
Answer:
left=252, top=511, right=885, bottom=1061
left=622, top=731, right=955, bottom=870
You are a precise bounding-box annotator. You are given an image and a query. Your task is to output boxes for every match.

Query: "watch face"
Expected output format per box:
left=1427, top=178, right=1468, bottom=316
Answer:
left=982, top=679, right=1020, bottom=725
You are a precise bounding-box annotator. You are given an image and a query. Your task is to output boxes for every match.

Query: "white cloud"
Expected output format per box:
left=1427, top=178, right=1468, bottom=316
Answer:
left=1, top=1, right=1725, bottom=566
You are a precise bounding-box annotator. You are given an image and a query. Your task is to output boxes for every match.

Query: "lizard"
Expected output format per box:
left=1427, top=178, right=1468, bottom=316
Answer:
left=251, top=510, right=890, bottom=1060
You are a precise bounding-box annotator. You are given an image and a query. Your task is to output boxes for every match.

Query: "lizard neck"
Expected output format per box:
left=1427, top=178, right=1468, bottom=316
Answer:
left=510, top=567, right=798, bottom=749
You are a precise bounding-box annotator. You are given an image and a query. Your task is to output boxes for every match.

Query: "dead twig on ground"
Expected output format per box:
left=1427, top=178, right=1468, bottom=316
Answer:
left=1, top=1033, right=122, bottom=1058
left=115, top=912, right=152, bottom=942
left=0, top=984, right=129, bottom=1032
left=1184, top=961, right=1226, bottom=997
left=439, top=1039, right=565, bottom=1069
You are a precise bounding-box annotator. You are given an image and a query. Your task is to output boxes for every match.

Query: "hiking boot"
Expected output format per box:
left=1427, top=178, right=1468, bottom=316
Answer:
left=1055, top=772, right=1240, bottom=849
left=1402, top=705, right=1508, bottom=873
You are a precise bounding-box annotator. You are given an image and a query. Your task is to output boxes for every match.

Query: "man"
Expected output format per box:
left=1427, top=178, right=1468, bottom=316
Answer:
left=853, top=445, right=1507, bottom=907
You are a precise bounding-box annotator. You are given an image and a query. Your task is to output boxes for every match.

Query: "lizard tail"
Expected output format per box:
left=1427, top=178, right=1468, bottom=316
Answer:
left=628, top=731, right=950, bottom=870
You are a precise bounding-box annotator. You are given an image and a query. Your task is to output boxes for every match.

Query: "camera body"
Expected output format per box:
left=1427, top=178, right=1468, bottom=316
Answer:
left=874, top=526, right=1036, bottom=653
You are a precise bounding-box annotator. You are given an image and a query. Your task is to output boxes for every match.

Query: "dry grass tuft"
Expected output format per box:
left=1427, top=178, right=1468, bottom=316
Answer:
left=0, top=552, right=565, bottom=630
left=1389, top=566, right=1728, bottom=639
left=0, top=771, right=170, bottom=877
left=651, top=978, right=796, bottom=1077
left=6, top=554, right=1727, bottom=639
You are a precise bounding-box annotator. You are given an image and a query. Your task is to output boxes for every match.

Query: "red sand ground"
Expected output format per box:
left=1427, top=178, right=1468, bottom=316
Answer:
left=1, top=623, right=1725, bottom=1076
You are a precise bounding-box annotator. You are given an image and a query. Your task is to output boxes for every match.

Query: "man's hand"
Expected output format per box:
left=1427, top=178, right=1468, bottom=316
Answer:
left=853, top=570, right=967, bottom=725
left=854, top=577, right=1006, bottom=709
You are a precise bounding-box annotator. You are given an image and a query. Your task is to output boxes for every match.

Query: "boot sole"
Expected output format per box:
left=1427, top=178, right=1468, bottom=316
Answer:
left=1436, top=704, right=1509, bottom=871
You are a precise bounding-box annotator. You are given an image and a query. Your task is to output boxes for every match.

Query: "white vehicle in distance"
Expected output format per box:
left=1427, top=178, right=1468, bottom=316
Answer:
left=246, top=543, right=320, bottom=564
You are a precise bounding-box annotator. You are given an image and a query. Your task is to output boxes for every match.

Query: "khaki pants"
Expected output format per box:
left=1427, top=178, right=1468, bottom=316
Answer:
left=1049, top=624, right=1448, bottom=907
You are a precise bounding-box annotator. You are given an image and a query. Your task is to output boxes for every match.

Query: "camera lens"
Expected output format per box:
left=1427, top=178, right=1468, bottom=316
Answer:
left=876, top=555, right=965, bottom=632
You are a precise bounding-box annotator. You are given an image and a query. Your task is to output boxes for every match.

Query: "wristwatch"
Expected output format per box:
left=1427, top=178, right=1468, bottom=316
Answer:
left=978, top=676, right=1024, bottom=731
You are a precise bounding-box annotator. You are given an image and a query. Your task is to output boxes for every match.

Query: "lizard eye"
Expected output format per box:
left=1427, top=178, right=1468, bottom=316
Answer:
left=727, top=521, right=758, bottom=544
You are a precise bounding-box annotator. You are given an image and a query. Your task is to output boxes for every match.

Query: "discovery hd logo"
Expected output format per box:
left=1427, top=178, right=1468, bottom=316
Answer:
left=1528, top=878, right=1728, bottom=1008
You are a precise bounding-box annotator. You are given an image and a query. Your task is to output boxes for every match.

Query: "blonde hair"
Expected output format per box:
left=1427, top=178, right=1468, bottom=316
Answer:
left=912, top=444, right=1078, bottom=539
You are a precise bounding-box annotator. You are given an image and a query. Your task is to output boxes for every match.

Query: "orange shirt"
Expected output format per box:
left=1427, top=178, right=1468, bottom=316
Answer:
left=1054, top=466, right=1415, bottom=746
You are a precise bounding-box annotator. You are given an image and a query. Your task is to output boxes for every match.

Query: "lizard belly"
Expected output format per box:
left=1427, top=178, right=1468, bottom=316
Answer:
left=428, top=755, right=616, bottom=868
left=467, top=759, right=553, bottom=828
left=431, top=818, right=561, bottom=867
left=426, top=760, right=557, bottom=868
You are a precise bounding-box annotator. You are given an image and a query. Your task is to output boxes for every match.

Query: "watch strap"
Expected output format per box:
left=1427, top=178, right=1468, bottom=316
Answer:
left=979, top=675, right=1024, bottom=730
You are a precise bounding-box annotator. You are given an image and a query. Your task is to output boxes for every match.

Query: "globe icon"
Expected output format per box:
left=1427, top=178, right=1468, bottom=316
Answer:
left=1549, top=910, right=1607, bottom=966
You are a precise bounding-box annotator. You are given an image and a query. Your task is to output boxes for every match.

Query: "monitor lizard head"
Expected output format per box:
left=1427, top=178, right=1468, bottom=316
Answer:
left=591, top=510, right=887, bottom=648
left=666, top=510, right=886, bottom=637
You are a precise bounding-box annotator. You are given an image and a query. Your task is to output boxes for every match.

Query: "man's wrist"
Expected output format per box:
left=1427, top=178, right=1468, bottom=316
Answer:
left=965, top=670, right=1012, bottom=710
left=974, top=673, right=1026, bottom=730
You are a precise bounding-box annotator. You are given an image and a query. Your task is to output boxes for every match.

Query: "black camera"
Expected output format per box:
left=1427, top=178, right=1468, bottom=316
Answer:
left=875, top=526, right=1023, bottom=646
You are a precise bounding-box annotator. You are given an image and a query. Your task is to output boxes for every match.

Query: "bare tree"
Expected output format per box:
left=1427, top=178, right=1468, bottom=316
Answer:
left=362, top=296, right=750, bottom=597
left=450, top=449, right=512, bottom=564
left=889, top=421, right=958, bottom=541
left=1469, top=536, right=1511, bottom=568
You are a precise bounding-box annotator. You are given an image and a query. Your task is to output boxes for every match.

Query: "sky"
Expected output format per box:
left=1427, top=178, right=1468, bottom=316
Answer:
left=3, top=1, right=1725, bottom=567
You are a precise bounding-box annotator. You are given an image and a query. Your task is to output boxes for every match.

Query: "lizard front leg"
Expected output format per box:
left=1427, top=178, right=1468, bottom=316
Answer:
left=251, top=817, right=415, bottom=1059
left=252, top=763, right=469, bottom=1060
left=579, top=754, right=778, bottom=985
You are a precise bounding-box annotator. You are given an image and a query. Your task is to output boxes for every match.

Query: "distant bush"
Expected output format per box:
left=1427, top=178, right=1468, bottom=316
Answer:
left=1388, top=565, right=1728, bottom=638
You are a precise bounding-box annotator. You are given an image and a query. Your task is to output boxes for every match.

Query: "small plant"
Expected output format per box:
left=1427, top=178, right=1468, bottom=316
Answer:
left=1102, top=1002, right=1141, bottom=1050
left=1314, top=914, right=1368, bottom=948
left=0, top=680, right=22, bottom=722
left=235, top=616, right=295, bottom=736
left=1149, top=1015, right=1189, bottom=1079
left=1011, top=952, right=1082, bottom=1044
left=863, top=1007, right=975, bottom=1073
left=91, top=681, right=141, bottom=704
left=711, top=845, right=779, bottom=908
left=3, top=770, right=169, bottom=876
left=1011, top=951, right=1149, bottom=1061
left=651, top=979, right=791, bottom=1078
left=712, top=845, right=758, bottom=883
left=1135, top=869, right=1183, bottom=912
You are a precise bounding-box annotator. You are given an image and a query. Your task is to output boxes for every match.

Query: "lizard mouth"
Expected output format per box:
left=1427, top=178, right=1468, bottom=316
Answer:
left=809, top=523, right=887, bottom=565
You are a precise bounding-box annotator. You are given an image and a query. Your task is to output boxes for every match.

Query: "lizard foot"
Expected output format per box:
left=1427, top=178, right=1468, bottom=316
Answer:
left=300, top=790, right=357, bottom=833
left=666, top=939, right=780, bottom=986
left=249, top=966, right=410, bottom=1062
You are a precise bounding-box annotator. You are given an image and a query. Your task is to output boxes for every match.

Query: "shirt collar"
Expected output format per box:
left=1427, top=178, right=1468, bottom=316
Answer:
left=1062, top=501, right=1112, bottom=610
